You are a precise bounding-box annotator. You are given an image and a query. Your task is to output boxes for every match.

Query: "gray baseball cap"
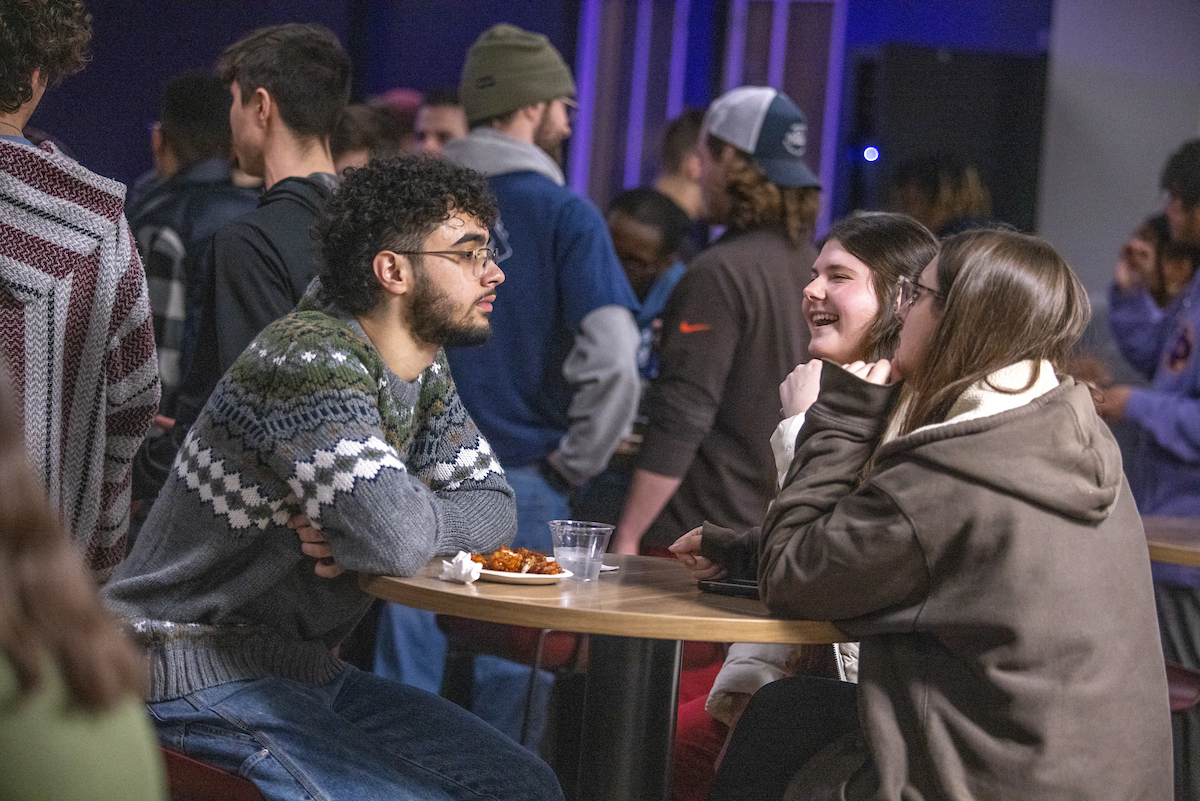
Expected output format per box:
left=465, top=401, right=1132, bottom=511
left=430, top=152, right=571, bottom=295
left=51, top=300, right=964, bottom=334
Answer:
left=704, top=86, right=820, bottom=189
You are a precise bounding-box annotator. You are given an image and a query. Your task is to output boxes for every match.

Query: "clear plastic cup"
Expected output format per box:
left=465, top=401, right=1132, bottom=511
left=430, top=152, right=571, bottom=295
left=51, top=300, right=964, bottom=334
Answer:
left=549, top=520, right=613, bottom=581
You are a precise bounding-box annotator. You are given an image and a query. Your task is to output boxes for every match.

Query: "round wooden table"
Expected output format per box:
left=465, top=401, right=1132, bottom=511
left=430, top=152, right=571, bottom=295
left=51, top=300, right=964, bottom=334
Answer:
left=1144, top=516, right=1200, bottom=567
left=362, top=554, right=843, bottom=801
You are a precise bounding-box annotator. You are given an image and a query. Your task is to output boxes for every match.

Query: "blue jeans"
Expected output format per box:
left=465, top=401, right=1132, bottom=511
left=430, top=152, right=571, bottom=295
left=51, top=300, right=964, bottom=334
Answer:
left=470, top=465, right=566, bottom=747
left=374, top=604, right=447, bottom=695
left=148, top=666, right=564, bottom=801
left=507, top=464, right=571, bottom=551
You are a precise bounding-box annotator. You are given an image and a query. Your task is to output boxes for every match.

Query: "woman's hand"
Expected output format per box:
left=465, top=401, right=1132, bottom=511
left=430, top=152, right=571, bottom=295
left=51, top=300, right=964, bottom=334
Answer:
left=842, top=359, right=892, bottom=386
left=289, top=514, right=345, bottom=579
left=779, top=360, right=824, bottom=418
left=668, top=527, right=728, bottom=581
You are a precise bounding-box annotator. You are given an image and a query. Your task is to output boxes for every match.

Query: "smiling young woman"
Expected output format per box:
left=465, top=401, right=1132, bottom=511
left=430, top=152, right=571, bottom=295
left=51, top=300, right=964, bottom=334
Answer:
left=776, top=213, right=938, bottom=474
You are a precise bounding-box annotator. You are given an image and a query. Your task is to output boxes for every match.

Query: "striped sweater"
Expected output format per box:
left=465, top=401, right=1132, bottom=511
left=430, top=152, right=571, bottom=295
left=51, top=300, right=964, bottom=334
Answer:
left=104, top=299, right=515, bottom=699
left=0, top=139, right=160, bottom=581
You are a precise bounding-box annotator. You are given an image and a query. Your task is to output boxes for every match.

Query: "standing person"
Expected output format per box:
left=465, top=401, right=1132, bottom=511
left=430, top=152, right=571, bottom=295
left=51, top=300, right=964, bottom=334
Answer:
left=126, top=73, right=260, bottom=418
left=133, top=23, right=350, bottom=506
left=608, top=187, right=691, bottom=383
left=331, top=103, right=396, bottom=173
left=440, top=23, right=640, bottom=744
left=570, top=187, right=691, bottom=526
left=681, top=229, right=1172, bottom=800
left=671, top=212, right=937, bottom=801
left=888, top=154, right=995, bottom=237
left=0, top=0, right=159, bottom=581
left=412, top=88, right=468, bottom=158
left=1102, top=138, right=1200, bottom=799
left=106, top=156, right=563, bottom=801
left=613, top=86, right=820, bottom=557
left=654, top=109, right=708, bottom=260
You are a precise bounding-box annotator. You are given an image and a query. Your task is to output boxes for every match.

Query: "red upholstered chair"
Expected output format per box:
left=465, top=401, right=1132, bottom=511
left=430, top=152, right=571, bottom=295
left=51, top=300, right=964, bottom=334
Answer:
left=160, top=747, right=264, bottom=801
left=436, top=617, right=588, bottom=794
left=1167, top=660, right=1200, bottom=713
left=435, top=616, right=585, bottom=740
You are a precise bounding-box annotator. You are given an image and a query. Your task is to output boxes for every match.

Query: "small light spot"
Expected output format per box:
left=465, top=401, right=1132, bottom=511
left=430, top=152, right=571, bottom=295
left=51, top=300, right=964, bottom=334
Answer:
left=863, top=146, right=879, bottom=163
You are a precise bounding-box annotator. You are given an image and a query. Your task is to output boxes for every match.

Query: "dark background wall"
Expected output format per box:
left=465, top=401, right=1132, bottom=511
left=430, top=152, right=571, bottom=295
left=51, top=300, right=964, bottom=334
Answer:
left=29, top=2, right=353, bottom=187
left=834, top=0, right=1054, bottom=227
left=28, top=0, right=580, bottom=190
left=28, top=0, right=1054, bottom=220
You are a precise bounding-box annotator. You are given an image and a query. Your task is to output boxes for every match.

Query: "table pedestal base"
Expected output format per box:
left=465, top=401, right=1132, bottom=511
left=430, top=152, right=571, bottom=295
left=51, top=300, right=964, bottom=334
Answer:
left=576, top=635, right=683, bottom=801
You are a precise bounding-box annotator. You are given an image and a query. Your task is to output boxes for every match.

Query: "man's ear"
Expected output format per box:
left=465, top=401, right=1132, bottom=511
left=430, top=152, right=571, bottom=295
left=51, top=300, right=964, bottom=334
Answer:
left=683, top=150, right=702, bottom=182
left=717, top=142, right=737, bottom=166
left=372, top=251, right=412, bottom=297
left=251, top=87, right=272, bottom=129
left=519, top=101, right=547, bottom=126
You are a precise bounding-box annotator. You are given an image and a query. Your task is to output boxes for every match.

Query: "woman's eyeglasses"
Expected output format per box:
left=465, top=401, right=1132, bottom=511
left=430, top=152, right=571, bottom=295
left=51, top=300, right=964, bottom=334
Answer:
left=896, top=276, right=943, bottom=314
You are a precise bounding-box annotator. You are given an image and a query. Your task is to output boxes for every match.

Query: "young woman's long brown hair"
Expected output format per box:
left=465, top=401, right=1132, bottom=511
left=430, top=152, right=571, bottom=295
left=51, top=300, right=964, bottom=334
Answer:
left=0, top=375, right=145, bottom=709
left=900, top=229, right=1090, bottom=435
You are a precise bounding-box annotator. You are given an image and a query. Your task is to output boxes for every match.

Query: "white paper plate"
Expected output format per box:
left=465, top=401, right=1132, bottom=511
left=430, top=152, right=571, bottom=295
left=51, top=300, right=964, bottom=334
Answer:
left=477, top=567, right=572, bottom=584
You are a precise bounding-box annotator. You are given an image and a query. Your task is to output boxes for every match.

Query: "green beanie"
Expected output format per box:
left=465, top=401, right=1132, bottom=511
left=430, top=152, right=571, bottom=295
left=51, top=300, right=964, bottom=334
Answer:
left=459, top=24, right=576, bottom=126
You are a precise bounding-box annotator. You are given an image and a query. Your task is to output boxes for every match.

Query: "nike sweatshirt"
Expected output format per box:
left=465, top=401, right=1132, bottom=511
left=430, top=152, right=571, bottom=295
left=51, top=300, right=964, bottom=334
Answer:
left=638, top=225, right=815, bottom=548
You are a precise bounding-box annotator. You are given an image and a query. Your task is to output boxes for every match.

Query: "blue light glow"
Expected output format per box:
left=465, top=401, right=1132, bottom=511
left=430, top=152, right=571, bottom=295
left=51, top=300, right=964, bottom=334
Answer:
left=863, top=146, right=880, bottom=162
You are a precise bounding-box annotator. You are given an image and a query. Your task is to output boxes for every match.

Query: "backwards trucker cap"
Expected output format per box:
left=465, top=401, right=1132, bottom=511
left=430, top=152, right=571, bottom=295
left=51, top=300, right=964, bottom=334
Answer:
left=704, top=86, right=820, bottom=189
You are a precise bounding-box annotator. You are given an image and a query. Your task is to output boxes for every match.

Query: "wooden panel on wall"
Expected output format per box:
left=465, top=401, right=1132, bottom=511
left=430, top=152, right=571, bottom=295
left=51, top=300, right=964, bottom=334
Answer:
left=783, top=0, right=833, bottom=191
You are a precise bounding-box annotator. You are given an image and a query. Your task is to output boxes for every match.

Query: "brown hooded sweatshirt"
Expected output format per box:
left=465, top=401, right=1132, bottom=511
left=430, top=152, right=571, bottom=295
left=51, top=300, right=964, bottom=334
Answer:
left=705, top=362, right=1172, bottom=800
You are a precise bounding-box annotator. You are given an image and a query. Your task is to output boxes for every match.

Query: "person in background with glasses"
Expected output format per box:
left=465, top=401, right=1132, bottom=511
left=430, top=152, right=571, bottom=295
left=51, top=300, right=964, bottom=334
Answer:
left=438, top=23, right=641, bottom=747
left=106, top=156, right=566, bottom=801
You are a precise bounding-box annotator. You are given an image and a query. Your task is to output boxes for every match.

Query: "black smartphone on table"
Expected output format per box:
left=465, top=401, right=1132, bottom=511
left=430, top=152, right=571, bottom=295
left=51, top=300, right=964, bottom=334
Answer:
left=697, top=577, right=760, bottom=600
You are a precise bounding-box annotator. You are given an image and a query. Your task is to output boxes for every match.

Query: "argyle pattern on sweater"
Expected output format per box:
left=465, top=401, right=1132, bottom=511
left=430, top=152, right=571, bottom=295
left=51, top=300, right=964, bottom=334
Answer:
left=0, top=139, right=159, bottom=581
left=170, top=310, right=504, bottom=538
left=105, top=306, right=514, bottom=699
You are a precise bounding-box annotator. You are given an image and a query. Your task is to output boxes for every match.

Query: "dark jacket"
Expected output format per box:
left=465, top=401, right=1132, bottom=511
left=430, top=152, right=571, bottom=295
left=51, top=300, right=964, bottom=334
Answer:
left=638, top=226, right=815, bottom=548
left=133, top=173, right=334, bottom=501
left=125, top=157, right=259, bottom=415
left=710, top=364, right=1172, bottom=800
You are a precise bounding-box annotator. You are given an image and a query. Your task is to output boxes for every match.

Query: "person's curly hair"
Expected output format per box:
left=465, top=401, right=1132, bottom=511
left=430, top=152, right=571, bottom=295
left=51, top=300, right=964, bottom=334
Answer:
left=708, top=134, right=818, bottom=248
left=317, top=155, right=499, bottom=315
left=0, top=0, right=92, bottom=114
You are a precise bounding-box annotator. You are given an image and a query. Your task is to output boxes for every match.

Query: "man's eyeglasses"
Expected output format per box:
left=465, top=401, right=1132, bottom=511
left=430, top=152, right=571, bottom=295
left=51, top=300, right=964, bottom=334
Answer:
left=896, top=276, right=943, bottom=314
left=560, top=97, right=579, bottom=124
left=395, top=247, right=499, bottom=278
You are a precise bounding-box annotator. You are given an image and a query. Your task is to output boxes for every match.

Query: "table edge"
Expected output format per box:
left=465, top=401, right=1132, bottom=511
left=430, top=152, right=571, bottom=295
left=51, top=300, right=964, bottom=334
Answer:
left=360, top=573, right=845, bottom=644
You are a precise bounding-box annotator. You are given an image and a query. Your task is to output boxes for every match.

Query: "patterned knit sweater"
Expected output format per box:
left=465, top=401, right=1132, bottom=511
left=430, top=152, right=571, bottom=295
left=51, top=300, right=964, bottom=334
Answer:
left=0, top=139, right=160, bottom=581
left=104, top=297, right=514, bottom=700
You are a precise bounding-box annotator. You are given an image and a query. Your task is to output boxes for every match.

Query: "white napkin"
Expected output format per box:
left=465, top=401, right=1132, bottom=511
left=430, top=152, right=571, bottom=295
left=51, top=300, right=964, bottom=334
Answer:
left=440, top=551, right=482, bottom=584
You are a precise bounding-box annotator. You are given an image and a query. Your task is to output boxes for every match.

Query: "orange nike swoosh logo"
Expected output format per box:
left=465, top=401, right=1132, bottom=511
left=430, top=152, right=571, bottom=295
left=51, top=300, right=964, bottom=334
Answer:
left=679, top=321, right=712, bottom=334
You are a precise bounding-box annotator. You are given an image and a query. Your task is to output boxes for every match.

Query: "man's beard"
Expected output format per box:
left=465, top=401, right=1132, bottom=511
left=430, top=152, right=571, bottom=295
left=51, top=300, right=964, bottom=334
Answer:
left=408, top=264, right=492, bottom=347
left=534, top=107, right=565, bottom=166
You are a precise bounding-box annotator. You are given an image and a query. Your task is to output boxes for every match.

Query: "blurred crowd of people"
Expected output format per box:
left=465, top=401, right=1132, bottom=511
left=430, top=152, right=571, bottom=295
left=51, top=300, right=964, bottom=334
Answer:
left=2, top=1, right=1199, bottom=800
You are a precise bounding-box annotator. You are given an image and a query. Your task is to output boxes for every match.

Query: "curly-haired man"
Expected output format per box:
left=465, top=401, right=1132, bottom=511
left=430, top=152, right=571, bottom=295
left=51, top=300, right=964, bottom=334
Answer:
left=0, top=0, right=160, bottom=581
left=105, top=156, right=564, bottom=800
